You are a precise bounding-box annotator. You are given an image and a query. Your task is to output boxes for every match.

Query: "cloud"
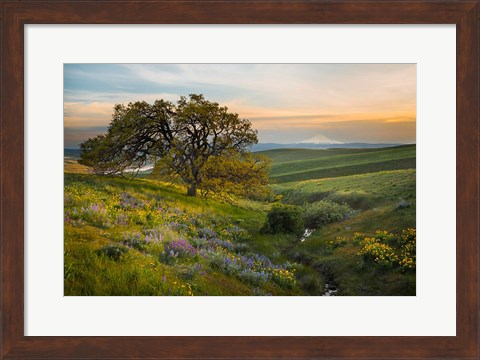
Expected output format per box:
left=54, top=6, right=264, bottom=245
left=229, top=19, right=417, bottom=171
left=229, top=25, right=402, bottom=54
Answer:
left=64, top=101, right=114, bottom=128
left=64, top=126, right=108, bottom=148
left=249, top=112, right=416, bottom=130
left=258, top=117, right=415, bottom=144
left=64, top=64, right=416, bottom=147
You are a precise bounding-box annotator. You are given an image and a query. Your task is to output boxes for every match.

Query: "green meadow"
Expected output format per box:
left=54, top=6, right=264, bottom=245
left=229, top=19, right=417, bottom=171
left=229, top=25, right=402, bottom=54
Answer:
left=265, top=145, right=415, bottom=183
left=64, top=144, right=416, bottom=296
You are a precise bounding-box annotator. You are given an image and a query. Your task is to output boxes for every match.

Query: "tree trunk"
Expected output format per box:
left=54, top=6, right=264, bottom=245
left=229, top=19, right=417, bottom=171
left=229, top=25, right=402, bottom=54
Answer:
left=187, top=183, right=197, bottom=197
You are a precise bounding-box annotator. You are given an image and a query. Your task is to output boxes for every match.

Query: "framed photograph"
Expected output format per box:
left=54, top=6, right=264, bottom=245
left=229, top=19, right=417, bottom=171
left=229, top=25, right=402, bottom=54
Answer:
left=63, top=62, right=417, bottom=298
left=1, top=1, right=478, bottom=359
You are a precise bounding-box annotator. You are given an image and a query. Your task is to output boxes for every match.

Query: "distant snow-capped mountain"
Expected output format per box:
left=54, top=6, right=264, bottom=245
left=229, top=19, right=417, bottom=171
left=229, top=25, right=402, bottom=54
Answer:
left=251, top=143, right=406, bottom=152
left=298, top=134, right=343, bottom=144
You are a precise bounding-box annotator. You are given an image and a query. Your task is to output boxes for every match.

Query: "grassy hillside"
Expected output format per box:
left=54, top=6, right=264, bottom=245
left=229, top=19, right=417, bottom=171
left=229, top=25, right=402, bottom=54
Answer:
left=64, top=159, right=90, bottom=174
left=64, top=144, right=416, bottom=296
left=259, top=146, right=404, bottom=163
left=261, top=145, right=415, bottom=183
left=262, top=146, right=416, bottom=296
left=64, top=174, right=306, bottom=296
left=275, top=169, right=416, bottom=295
left=274, top=169, right=415, bottom=209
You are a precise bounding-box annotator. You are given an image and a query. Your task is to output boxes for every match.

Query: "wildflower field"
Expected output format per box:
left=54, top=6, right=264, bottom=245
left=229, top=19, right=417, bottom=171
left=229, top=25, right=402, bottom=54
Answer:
left=65, top=144, right=416, bottom=296
left=64, top=174, right=300, bottom=295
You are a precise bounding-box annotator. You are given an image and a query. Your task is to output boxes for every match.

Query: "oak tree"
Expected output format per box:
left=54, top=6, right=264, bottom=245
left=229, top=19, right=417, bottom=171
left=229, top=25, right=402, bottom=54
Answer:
left=80, top=94, right=268, bottom=197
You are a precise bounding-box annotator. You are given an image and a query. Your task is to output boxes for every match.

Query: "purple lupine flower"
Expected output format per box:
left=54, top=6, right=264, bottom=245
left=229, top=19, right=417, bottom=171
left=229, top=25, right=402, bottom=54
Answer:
left=164, top=239, right=196, bottom=257
left=119, top=192, right=144, bottom=209
left=91, top=204, right=106, bottom=212
left=208, top=237, right=234, bottom=250
left=144, top=229, right=163, bottom=243
left=114, top=213, right=130, bottom=226
left=198, top=227, right=217, bottom=239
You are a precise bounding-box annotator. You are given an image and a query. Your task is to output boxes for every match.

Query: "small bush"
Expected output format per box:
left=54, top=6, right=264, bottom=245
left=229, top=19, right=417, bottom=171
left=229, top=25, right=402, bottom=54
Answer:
left=208, top=252, right=242, bottom=275
left=78, top=203, right=111, bottom=228
left=121, top=231, right=147, bottom=250
left=198, top=227, right=217, bottom=239
left=119, top=192, right=145, bottom=209
left=302, top=200, right=354, bottom=228
left=237, top=268, right=269, bottom=286
left=180, top=263, right=206, bottom=280
left=220, top=226, right=250, bottom=242
left=144, top=228, right=164, bottom=243
left=396, top=199, right=411, bottom=210
left=262, top=204, right=304, bottom=235
left=96, top=244, right=128, bottom=261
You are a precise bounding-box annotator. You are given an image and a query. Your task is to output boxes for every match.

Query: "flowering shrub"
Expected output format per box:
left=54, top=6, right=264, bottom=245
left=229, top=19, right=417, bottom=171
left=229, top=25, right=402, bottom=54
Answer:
left=78, top=203, right=111, bottom=228
left=302, top=200, right=355, bottom=228
left=208, top=237, right=235, bottom=251
left=357, top=237, right=398, bottom=268
left=372, top=230, right=397, bottom=244
left=352, top=232, right=365, bottom=245
left=164, top=239, right=196, bottom=258
left=64, top=215, right=86, bottom=227
left=119, top=192, right=145, bottom=209
left=181, top=263, right=206, bottom=279
left=238, top=268, right=269, bottom=285
left=220, top=226, right=250, bottom=242
left=144, top=228, right=164, bottom=243
left=356, top=228, right=416, bottom=272
left=209, top=251, right=243, bottom=275
left=398, top=228, right=416, bottom=270
left=270, top=268, right=296, bottom=288
left=121, top=231, right=147, bottom=251
left=167, top=221, right=192, bottom=235
left=197, top=244, right=296, bottom=288
left=198, top=227, right=217, bottom=239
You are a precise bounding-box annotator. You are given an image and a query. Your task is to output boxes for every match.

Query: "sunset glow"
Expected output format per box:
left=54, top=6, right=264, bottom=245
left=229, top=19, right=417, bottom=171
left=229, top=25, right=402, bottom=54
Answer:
left=64, top=64, right=416, bottom=148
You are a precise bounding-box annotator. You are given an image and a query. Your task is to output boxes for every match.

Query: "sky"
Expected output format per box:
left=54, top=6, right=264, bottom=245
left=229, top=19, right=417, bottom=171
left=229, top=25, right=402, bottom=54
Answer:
left=64, top=64, right=416, bottom=148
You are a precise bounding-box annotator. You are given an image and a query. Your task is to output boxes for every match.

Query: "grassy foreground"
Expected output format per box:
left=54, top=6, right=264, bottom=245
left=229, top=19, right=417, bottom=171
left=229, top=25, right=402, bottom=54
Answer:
left=64, top=145, right=416, bottom=296
left=64, top=174, right=304, bottom=296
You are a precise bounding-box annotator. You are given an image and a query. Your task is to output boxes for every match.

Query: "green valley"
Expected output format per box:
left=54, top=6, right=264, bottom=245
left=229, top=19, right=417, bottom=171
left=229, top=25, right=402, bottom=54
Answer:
left=64, top=144, right=416, bottom=296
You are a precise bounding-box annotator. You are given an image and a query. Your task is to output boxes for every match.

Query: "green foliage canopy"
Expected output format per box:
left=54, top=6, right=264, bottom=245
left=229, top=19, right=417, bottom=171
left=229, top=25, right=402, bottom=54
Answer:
left=79, top=94, right=266, bottom=197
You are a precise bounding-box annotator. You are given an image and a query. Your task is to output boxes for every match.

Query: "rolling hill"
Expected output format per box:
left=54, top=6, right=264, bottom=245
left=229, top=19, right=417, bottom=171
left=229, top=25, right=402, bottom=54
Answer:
left=64, top=143, right=416, bottom=296
left=251, top=142, right=405, bottom=152
left=257, top=144, right=416, bottom=295
left=259, top=144, right=415, bottom=183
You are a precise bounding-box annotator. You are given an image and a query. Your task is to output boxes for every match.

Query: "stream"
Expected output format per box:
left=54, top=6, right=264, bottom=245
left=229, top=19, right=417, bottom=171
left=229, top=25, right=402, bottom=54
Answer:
left=300, top=228, right=314, bottom=242
left=322, top=282, right=338, bottom=296
left=299, top=228, right=338, bottom=296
